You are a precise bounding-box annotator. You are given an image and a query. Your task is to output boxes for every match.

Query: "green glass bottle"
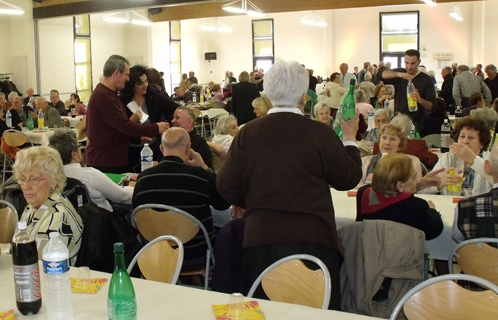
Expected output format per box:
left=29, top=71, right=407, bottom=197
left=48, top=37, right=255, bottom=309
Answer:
left=27, top=112, right=34, bottom=130
left=375, top=100, right=381, bottom=110
left=334, top=78, right=356, bottom=139
left=108, top=243, right=136, bottom=320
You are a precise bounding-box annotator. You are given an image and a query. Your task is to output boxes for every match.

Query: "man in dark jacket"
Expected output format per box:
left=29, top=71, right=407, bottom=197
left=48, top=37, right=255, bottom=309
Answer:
left=439, top=66, right=455, bottom=114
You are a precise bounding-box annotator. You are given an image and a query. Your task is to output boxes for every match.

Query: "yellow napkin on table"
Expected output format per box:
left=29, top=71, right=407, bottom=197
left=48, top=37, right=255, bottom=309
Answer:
left=70, top=278, right=108, bottom=294
left=212, top=300, right=266, bottom=320
left=0, top=309, right=14, bottom=320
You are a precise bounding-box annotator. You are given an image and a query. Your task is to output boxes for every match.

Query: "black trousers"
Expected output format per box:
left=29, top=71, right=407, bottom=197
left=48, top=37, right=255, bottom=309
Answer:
left=243, top=243, right=342, bottom=310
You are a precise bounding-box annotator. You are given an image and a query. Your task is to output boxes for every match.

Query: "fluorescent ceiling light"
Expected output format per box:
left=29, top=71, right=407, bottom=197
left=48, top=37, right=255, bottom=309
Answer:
left=449, top=3, right=463, bottom=21
left=102, top=11, right=153, bottom=26
left=421, top=0, right=437, bottom=6
left=199, top=18, right=232, bottom=33
left=300, top=11, right=327, bottom=27
left=222, top=0, right=264, bottom=17
left=0, top=0, right=24, bottom=15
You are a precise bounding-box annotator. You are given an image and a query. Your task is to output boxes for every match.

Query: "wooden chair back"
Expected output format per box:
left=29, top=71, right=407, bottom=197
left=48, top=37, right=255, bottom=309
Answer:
left=62, top=118, right=71, bottom=127
left=262, top=259, right=327, bottom=309
left=454, top=241, right=498, bottom=285
left=403, top=280, right=498, bottom=320
left=134, top=207, right=199, bottom=244
left=3, top=131, right=28, bottom=147
left=135, top=237, right=183, bottom=284
left=0, top=205, right=17, bottom=243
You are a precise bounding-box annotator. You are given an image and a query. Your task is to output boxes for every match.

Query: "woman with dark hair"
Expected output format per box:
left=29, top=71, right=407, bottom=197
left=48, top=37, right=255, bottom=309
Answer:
left=423, top=116, right=493, bottom=196
left=369, top=83, right=389, bottom=108
left=70, top=93, right=87, bottom=115
left=119, top=65, right=177, bottom=172
left=146, top=67, right=169, bottom=98
left=420, top=97, right=449, bottom=137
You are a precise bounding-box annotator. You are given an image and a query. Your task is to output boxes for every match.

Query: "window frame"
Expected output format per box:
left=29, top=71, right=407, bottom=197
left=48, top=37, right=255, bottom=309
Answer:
left=73, top=15, right=93, bottom=103
left=252, top=18, right=274, bottom=71
left=169, top=20, right=182, bottom=95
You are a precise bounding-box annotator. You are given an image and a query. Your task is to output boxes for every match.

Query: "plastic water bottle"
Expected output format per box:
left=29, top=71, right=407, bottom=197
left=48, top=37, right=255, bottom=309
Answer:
left=42, top=232, right=73, bottom=320
left=407, top=80, right=417, bottom=112
left=367, top=105, right=375, bottom=130
left=384, top=98, right=390, bottom=110
left=6, top=109, right=12, bottom=127
left=192, top=92, right=197, bottom=103
left=140, top=143, right=153, bottom=172
left=12, top=221, right=42, bottom=315
left=440, top=119, right=451, bottom=153
left=38, top=109, right=44, bottom=128
left=409, top=122, right=416, bottom=139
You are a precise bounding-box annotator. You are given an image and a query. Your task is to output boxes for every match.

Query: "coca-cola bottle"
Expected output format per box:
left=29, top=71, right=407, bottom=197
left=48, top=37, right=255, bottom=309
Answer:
left=12, top=221, right=42, bottom=315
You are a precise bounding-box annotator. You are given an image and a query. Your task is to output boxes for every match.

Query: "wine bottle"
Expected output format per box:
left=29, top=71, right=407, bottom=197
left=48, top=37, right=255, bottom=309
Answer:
left=334, top=78, right=356, bottom=139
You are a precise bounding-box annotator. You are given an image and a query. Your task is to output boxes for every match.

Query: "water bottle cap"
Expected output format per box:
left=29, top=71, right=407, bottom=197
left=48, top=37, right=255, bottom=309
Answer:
left=18, top=221, right=27, bottom=230
left=114, top=242, right=124, bottom=253
left=144, top=143, right=149, bottom=147
left=49, top=232, right=60, bottom=239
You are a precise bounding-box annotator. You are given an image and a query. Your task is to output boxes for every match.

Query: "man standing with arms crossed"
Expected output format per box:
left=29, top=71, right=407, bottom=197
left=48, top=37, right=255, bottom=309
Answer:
left=378, top=49, right=436, bottom=131
left=86, top=54, right=170, bottom=173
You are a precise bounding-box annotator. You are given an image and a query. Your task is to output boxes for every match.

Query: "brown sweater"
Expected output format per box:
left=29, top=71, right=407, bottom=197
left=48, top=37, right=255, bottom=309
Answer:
left=217, top=111, right=362, bottom=250
left=86, top=83, right=159, bottom=168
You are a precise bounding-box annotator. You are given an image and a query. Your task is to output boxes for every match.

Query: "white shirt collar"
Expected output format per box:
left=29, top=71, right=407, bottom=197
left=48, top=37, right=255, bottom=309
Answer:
left=493, top=182, right=498, bottom=189
left=267, top=107, right=303, bottom=116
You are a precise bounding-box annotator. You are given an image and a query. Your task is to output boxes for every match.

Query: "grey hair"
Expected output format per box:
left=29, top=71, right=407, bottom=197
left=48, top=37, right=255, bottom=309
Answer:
left=48, top=129, right=79, bottom=165
left=214, top=115, right=237, bottom=135
left=264, top=60, right=308, bottom=107
left=470, top=108, right=498, bottom=130
left=35, top=96, right=47, bottom=104
left=427, top=70, right=435, bottom=78
left=354, top=89, right=367, bottom=103
left=0, top=92, right=5, bottom=98
left=313, top=102, right=331, bottom=118
left=390, top=114, right=412, bottom=138
left=443, top=66, right=452, bottom=73
left=374, top=108, right=391, bottom=120
left=176, top=106, right=196, bottom=121
left=364, top=72, right=372, bottom=81
left=103, top=54, right=130, bottom=77
left=8, top=92, right=18, bottom=100
left=385, top=84, right=395, bottom=96
left=485, top=64, right=497, bottom=74
left=458, top=65, right=470, bottom=72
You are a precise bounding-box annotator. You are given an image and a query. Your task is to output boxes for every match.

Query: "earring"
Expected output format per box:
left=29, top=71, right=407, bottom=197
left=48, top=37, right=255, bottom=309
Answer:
left=49, top=188, right=53, bottom=193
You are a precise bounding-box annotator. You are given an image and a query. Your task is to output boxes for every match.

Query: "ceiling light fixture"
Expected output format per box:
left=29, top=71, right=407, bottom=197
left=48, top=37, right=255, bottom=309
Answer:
left=449, top=3, right=463, bottom=21
left=222, top=0, right=264, bottom=17
left=199, top=18, right=232, bottom=33
left=300, top=11, right=327, bottom=27
left=0, top=0, right=24, bottom=15
left=102, top=11, right=153, bottom=26
left=421, top=0, right=437, bottom=6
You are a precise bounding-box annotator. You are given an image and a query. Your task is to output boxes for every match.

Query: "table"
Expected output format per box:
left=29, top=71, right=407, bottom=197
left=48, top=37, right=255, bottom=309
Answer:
left=61, top=116, right=84, bottom=128
left=22, top=128, right=79, bottom=146
left=331, top=189, right=458, bottom=260
left=0, top=244, right=382, bottom=320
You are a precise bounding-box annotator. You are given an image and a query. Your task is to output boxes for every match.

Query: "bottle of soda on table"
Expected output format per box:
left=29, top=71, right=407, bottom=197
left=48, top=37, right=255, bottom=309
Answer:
left=440, top=119, right=451, bottom=153
left=108, top=243, right=137, bottom=320
left=12, top=221, right=42, bottom=315
left=27, top=112, right=34, bottom=130
left=6, top=109, right=12, bottom=127
left=42, top=232, right=73, bottom=320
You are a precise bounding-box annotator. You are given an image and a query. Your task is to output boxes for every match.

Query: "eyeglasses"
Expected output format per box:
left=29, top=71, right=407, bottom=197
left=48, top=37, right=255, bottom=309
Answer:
left=17, top=177, right=46, bottom=186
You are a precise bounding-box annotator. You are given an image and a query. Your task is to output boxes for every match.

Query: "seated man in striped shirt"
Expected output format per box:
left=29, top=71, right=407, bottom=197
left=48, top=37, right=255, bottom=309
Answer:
left=132, top=127, right=230, bottom=271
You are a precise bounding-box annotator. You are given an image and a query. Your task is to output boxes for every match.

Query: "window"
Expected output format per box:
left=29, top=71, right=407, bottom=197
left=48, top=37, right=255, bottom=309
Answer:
left=170, top=21, right=181, bottom=94
left=73, top=15, right=92, bottom=102
left=380, top=12, right=419, bottom=68
left=252, top=19, right=274, bottom=71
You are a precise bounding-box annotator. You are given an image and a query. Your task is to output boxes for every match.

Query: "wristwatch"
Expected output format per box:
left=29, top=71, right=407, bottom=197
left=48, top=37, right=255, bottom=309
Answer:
left=471, top=155, right=479, bottom=166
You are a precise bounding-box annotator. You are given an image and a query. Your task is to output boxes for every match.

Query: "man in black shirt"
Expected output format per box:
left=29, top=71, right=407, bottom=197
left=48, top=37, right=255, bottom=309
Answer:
left=49, top=89, right=67, bottom=116
left=439, top=66, right=455, bottom=113
left=378, top=49, right=436, bottom=130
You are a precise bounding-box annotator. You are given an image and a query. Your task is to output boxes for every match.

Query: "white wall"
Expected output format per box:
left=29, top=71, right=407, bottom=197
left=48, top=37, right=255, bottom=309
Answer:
left=3, top=0, right=498, bottom=99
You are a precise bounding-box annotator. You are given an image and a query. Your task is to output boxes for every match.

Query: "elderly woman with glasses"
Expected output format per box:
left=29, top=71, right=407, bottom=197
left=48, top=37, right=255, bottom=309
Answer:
left=14, top=146, right=83, bottom=264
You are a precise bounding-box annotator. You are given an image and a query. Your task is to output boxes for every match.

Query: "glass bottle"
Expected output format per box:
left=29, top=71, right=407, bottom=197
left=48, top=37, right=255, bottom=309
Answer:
left=334, top=78, right=356, bottom=139
left=108, top=243, right=136, bottom=320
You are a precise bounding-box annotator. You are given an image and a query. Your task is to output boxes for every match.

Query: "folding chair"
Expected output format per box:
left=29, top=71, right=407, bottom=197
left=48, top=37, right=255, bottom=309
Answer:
left=62, top=177, right=92, bottom=208
left=247, top=254, right=332, bottom=309
left=390, top=274, right=498, bottom=320
left=127, top=235, right=184, bottom=284
left=0, top=199, right=18, bottom=244
left=2, top=129, right=33, bottom=184
left=132, top=204, right=214, bottom=290
left=448, top=238, right=498, bottom=286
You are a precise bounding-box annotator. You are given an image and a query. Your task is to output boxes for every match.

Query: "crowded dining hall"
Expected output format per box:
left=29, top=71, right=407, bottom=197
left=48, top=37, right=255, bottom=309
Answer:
left=1, top=0, right=498, bottom=319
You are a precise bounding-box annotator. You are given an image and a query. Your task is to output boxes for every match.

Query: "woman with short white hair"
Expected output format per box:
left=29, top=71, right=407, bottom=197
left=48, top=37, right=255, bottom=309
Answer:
left=211, top=115, right=239, bottom=148
left=314, top=102, right=333, bottom=128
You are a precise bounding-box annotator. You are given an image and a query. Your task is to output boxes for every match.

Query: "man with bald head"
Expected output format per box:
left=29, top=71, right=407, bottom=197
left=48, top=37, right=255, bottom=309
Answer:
left=133, top=127, right=229, bottom=272
left=23, top=87, right=35, bottom=106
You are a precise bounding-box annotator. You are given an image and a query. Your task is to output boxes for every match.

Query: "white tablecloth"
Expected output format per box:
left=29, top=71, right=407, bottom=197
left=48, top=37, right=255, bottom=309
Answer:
left=22, top=128, right=79, bottom=146
left=61, top=116, right=84, bottom=128
left=0, top=244, right=382, bottom=320
left=331, top=189, right=458, bottom=260
left=200, top=109, right=228, bottom=119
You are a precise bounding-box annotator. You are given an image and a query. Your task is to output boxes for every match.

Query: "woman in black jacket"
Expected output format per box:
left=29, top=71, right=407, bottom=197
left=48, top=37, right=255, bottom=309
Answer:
left=231, top=71, right=260, bottom=125
left=119, top=65, right=178, bottom=172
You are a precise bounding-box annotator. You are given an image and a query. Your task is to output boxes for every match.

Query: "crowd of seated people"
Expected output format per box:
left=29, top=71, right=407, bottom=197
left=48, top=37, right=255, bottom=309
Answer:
left=4, top=52, right=498, bottom=319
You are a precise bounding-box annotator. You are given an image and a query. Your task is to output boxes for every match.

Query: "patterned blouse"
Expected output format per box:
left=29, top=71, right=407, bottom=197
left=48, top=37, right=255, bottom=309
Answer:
left=21, top=192, right=84, bottom=265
